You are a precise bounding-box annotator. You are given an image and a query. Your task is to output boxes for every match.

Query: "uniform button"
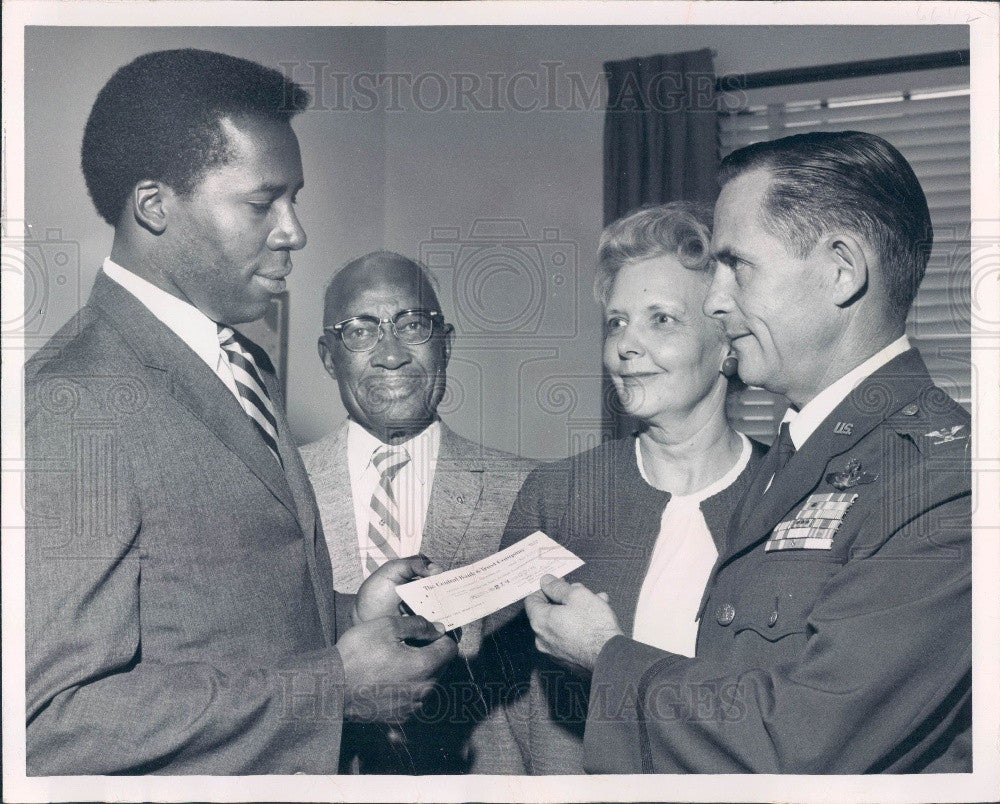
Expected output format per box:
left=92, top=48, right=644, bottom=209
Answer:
left=902, top=403, right=919, bottom=416
left=768, top=610, right=779, bottom=627
left=716, top=603, right=736, bottom=626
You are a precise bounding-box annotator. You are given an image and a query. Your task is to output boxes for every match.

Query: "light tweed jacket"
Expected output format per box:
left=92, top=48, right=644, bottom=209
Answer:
left=300, top=420, right=536, bottom=773
left=301, top=420, right=536, bottom=595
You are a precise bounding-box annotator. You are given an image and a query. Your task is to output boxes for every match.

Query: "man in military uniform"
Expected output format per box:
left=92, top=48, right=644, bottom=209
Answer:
left=523, top=131, right=971, bottom=773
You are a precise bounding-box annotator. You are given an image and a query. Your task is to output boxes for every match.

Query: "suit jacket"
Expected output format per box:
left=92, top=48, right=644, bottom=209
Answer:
left=486, top=435, right=765, bottom=774
left=301, top=420, right=537, bottom=773
left=586, top=349, right=972, bottom=773
left=25, top=272, right=346, bottom=775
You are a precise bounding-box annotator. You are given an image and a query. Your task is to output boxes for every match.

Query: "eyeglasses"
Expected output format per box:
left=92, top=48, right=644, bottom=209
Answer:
left=324, top=308, right=444, bottom=353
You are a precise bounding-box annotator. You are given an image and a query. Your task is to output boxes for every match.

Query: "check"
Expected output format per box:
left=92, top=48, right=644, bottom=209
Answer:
left=396, top=531, right=584, bottom=630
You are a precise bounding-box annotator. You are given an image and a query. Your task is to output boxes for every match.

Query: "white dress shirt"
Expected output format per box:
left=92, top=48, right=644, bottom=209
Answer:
left=631, top=432, right=753, bottom=657
left=783, top=336, right=912, bottom=449
left=347, top=419, right=440, bottom=567
left=102, top=258, right=240, bottom=400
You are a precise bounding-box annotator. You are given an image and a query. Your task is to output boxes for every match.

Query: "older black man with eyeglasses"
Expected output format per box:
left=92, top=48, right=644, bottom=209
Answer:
left=300, top=250, right=536, bottom=774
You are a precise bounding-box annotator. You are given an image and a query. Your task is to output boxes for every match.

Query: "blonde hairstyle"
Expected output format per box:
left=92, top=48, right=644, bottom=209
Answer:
left=594, top=201, right=714, bottom=306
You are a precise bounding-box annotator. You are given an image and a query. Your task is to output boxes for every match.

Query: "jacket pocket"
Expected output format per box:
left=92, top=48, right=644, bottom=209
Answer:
left=731, top=560, right=841, bottom=642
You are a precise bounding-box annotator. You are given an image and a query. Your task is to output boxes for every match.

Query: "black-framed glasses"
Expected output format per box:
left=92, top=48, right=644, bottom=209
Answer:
left=324, top=308, right=444, bottom=353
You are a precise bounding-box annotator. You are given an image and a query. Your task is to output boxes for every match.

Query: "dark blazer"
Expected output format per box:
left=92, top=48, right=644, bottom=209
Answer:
left=586, top=349, right=972, bottom=773
left=300, top=421, right=536, bottom=773
left=25, top=272, right=347, bottom=774
left=486, top=434, right=765, bottom=774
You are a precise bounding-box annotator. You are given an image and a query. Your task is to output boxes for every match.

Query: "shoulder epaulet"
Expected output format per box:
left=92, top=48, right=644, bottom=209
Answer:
left=889, top=386, right=971, bottom=458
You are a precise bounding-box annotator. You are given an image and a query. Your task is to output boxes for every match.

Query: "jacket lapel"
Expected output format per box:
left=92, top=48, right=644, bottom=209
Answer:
left=422, top=426, right=485, bottom=568
left=726, top=349, right=936, bottom=558
left=317, top=424, right=366, bottom=593
left=275, top=414, right=339, bottom=642
left=90, top=273, right=300, bottom=522
left=275, top=409, right=316, bottom=544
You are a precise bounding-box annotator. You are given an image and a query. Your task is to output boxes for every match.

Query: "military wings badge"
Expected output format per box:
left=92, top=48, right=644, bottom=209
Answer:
left=925, top=424, right=967, bottom=445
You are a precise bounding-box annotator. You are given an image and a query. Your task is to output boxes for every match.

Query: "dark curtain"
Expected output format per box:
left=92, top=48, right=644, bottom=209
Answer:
left=601, top=48, right=720, bottom=438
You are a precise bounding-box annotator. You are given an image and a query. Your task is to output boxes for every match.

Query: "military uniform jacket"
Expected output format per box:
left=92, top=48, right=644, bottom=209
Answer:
left=585, top=349, right=972, bottom=773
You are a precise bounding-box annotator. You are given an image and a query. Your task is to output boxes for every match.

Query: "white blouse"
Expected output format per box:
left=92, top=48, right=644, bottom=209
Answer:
left=631, top=433, right=752, bottom=657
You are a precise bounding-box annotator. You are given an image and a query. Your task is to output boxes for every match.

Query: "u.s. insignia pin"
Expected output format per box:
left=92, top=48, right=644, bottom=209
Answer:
left=825, top=459, right=878, bottom=490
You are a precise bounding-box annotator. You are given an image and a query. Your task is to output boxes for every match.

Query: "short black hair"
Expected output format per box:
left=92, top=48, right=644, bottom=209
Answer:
left=718, top=131, right=932, bottom=320
left=82, top=48, right=310, bottom=226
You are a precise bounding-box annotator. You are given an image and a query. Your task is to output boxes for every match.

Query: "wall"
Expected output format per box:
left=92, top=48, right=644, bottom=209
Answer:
left=25, top=25, right=969, bottom=455
left=24, top=26, right=387, bottom=443
left=378, top=25, right=969, bottom=458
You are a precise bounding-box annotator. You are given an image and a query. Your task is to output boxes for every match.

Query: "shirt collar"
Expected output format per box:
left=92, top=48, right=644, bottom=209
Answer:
left=783, top=335, right=911, bottom=449
left=102, top=257, right=222, bottom=369
left=346, top=418, right=441, bottom=484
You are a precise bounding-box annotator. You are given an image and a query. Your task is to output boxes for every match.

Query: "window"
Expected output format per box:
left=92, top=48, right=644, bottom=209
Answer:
left=719, top=83, right=971, bottom=441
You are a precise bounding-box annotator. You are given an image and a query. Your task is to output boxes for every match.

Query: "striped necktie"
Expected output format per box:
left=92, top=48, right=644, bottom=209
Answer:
left=364, top=445, right=411, bottom=578
left=217, top=325, right=282, bottom=466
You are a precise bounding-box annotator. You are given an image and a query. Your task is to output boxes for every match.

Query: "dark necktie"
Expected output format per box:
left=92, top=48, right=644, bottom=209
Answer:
left=774, top=422, right=796, bottom=473
left=217, top=325, right=282, bottom=466
left=765, top=422, right=796, bottom=492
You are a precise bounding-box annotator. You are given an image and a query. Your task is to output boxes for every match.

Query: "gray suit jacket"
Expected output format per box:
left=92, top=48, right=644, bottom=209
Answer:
left=301, top=420, right=536, bottom=773
left=25, top=272, right=346, bottom=775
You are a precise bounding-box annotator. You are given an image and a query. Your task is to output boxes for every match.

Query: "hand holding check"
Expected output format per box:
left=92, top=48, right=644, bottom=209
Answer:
left=388, top=533, right=621, bottom=675
left=524, top=574, right=624, bottom=675
left=353, top=554, right=445, bottom=624
left=340, top=555, right=456, bottom=723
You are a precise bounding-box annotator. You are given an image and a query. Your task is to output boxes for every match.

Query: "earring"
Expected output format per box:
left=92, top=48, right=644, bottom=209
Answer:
left=721, top=355, right=739, bottom=378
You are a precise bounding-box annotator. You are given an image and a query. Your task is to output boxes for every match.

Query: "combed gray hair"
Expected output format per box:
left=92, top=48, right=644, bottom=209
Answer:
left=594, top=201, right=714, bottom=306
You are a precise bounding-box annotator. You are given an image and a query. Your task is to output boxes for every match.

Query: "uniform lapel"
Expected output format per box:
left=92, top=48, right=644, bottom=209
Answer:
left=90, top=273, right=300, bottom=523
left=734, top=429, right=853, bottom=555
left=422, top=426, right=485, bottom=568
left=734, top=433, right=787, bottom=530
left=726, top=349, right=935, bottom=559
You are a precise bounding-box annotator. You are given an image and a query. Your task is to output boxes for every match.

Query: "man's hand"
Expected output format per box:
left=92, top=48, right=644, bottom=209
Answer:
left=353, top=554, right=443, bottom=624
left=337, top=615, right=458, bottom=723
left=524, top=574, right=623, bottom=675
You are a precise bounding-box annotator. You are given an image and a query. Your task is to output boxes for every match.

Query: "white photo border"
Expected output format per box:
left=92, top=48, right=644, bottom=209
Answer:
left=2, top=2, right=998, bottom=802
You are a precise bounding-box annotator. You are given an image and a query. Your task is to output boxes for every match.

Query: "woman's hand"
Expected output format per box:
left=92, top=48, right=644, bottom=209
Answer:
left=524, top=574, right=623, bottom=675
left=353, top=554, right=444, bottom=624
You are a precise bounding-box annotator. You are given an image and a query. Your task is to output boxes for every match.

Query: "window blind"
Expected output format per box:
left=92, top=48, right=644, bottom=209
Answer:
left=719, top=85, right=971, bottom=442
